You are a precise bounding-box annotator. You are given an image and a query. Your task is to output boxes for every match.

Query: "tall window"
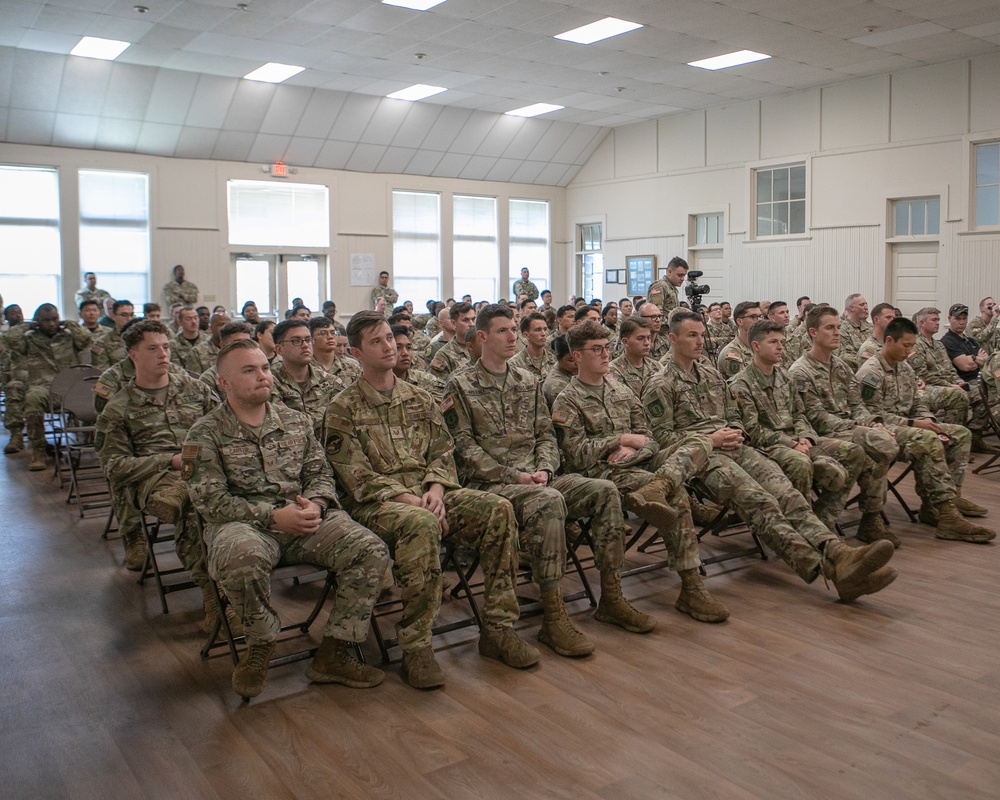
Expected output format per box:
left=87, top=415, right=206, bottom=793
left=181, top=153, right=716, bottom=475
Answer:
left=577, top=222, right=602, bottom=302
left=392, top=190, right=441, bottom=303
left=694, top=212, right=724, bottom=245
left=0, top=166, right=61, bottom=315
left=893, top=197, right=940, bottom=236
left=509, top=199, right=550, bottom=296
left=755, top=163, right=806, bottom=237
left=453, top=195, right=498, bottom=301
left=227, top=180, right=330, bottom=247
left=79, top=170, right=150, bottom=305
left=974, top=142, right=999, bottom=228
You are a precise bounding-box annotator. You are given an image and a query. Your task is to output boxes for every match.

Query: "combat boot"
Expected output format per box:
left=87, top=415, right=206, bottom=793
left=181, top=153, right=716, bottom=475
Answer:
left=690, top=497, right=724, bottom=527
left=478, top=626, right=541, bottom=668
left=122, top=530, right=147, bottom=571
left=934, top=501, right=997, bottom=543
left=971, top=433, right=999, bottom=454
left=306, top=637, right=385, bottom=687
left=917, top=502, right=939, bottom=526
left=857, top=511, right=900, bottom=548
left=836, top=565, right=898, bottom=603
left=231, top=640, right=275, bottom=698
left=628, top=472, right=678, bottom=510
left=201, top=584, right=221, bottom=634
left=953, top=489, right=988, bottom=518
left=4, top=431, right=23, bottom=454
left=26, top=414, right=47, bottom=471
left=145, top=482, right=188, bottom=524
left=594, top=570, right=657, bottom=633
left=675, top=569, right=730, bottom=623
left=538, top=589, right=595, bottom=657
left=626, top=491, right=677, bottom=533
left=822, top=539, right=895, bottom=601
left=401, top=646, right=445, bottom=690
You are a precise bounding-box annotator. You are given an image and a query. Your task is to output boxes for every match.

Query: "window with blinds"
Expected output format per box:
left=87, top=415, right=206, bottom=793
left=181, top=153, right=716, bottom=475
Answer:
left=454, top=194, right=498, bottom=301
left=227, top=180, right=330, bottom=247
left=509, top=198, right=550, bottom=296
left=392, top=190, right=441, bottom=303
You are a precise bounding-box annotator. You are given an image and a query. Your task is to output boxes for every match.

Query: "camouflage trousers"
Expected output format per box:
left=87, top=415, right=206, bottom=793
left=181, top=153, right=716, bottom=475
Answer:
left=3, top=384, right=47, bottom=436
left=206, top=511, right=389, bottom=645
left=761, top=437, right=866, bottom=528
left=139, top=471, right=207, bottom=588
left=968, top=387, right=989, bottom=436
left=353, top=488, right=519, bottom=652
left=921, top=385, right=969, bottom=426
left=487, top=474, right=626, bottom=589
left=697, top=446, right=838, bottom=583
left=825, top=426, right=896, bottom=513
left=885, top=422, right=970, bottom=506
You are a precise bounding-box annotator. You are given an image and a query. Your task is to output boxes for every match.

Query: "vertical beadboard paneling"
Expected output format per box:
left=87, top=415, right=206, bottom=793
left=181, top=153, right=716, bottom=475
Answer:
left=956, top=235, right=1000, bottom=307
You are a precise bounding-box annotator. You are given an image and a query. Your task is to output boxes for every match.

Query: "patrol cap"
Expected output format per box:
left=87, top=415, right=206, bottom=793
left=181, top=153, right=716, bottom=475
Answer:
left=948, top=303, right=969, bottom=317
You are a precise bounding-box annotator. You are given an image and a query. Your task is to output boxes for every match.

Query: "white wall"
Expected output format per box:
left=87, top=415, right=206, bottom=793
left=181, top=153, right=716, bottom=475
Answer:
left=566, top=53, right=1000, bottom=314
left=0, top=142, right=566, bottom=320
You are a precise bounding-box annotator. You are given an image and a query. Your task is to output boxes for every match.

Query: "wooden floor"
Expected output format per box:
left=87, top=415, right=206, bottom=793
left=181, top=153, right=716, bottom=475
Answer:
left=2, top=452, right=999, bottom=800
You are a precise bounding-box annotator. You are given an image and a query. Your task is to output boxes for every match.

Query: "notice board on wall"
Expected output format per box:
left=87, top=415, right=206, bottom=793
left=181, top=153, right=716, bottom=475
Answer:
left=626, top=255, right=656, bottom=295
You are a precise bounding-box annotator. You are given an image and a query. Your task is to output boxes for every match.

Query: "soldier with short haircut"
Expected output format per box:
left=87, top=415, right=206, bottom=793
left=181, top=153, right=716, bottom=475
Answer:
left=636, top=301, right=670, bottom=362
left=199, top=321, right=254, bottom=401
left=608, top=317, right=655, bottom=399
left=90, top=300, right=135, bottom=369
left=512, top=267, right=540, bottom=301
left=856, top=302, right=896, bottom=366
left=837, top=294, right=872, bottom=371
left=645, top=311, right=897, bottom=603
left=909, top=307, right=970, bottom=426
left=856, top=317, right=994, bottom=543
left=391, top=325, right=442, bottom=396
left=645, top=256, right=687, bottom=320
left=162, top=264, right=199, bottom=307
left=370, top=271, right=398, bottom=315
left=429, top=302, right=476, bottom=382
left=171, top=307, right=209, bottom=365
left=968, top=296, right=999, bottom=352
left=74, top=271, right=113, bottom=309
left=184, top=312, right=230, bottom=375
left=716, top=301, right=761, bottom=377
left=510, top=311, right=556, bottom=379
left=704, top=302, right=732, bottom=362
left=542, top=334, right=576, bottom=408
left=324, top=311, right=537, bottom=689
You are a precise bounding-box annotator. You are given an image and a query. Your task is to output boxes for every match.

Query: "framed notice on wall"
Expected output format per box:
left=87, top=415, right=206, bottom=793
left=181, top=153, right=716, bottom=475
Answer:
left=626, top=255, right=656, bottom=295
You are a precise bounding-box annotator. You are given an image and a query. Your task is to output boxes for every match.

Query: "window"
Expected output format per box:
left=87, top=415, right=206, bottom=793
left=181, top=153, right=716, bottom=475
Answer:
left=453, top=195, right=498, bottom=301
left=0, top=166, right=62, bottom=315
left=974, top=142, right=999, bottom=228
left=227, top=180, right=330, bottom=247
left=755, top=163, right=806, bottom=237
left=236, top=258, right=273, bottom=316
left=694, top=212, right=724, bottom=245
left=509, top=199, right=550, bottom=296
left=893, top=197, right=940, bottom=236
left=392, top=190, right=440, bottom=303
left=579, top=223, right=602, bottom=252
left=79, top=170, right=150, bottom=305
left=576, top=222, right=602, bottom=302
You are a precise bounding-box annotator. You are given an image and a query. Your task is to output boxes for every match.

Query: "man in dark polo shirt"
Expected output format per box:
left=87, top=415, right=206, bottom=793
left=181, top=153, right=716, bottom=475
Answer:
left=941, top=303, right=994, bottom=452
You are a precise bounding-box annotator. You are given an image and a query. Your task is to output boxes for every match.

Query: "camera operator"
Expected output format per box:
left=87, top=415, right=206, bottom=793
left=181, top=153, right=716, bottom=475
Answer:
left=646, top=257, right=688, bottom=321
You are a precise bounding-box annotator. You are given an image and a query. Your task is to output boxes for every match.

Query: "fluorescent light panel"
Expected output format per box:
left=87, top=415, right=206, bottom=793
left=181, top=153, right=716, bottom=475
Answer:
left=506, top=103, right=564, bottom=118
left=382, top=0, right=448, bottom=10
left=70, top=36, right=130, bottom=61
left=244, top=62, right=305, bottom=83
left=555, top=17, right=642, bottom=45
left=386, top=84, right=447, bottom=101
left=688, top=50, right=770, bottom=70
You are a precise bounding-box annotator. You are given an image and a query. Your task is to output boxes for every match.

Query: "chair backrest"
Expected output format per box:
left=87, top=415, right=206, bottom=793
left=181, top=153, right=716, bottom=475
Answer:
left=979, top=378, right=1000, bottom=435
left=49, top=365, right=102, bottom=407
left=62, top=375, right=101, bottom=426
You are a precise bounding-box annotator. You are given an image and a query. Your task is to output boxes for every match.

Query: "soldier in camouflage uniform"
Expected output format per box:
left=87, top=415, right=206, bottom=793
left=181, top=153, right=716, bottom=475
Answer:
left=162, top=264, right=199, bottom=308
left=310, top=317, right=362, bottom=384
left=789, top=306, right=900, bottom=547
left=645, top=256, right=686, bottom=320
left=716, top=301, right=761, bottom=378
left=184, top=312, right=229, bottom=375
left=510, top=311, right=556, bottom=379
left=542, top=335, right=576, bottom=408
left=198, top=321, right=255, bottom=402
left=387, top=312, right=430, bottom=369
left=447, top=307, right=656, bottom=657
left=428, top=302, right=476, bottom=382
left=981, top=350, right=1000, bottom=427
left=635, top=302, right=671, bottom=362
left=3, top=304, right=93, bottom=470
left=765, top=301, right=799, bottom=369
left=1, top=307, right=27, bottom=454
left=608, top=317, right=656, bottom=399
left=856, top=303, right=896, bottom=368
left=836, top=294, right=872, bottom=371
left=645, top=311, right=897, bottom=603
left=324, top=312, right=538, bottom=689
left=705, top=302, right=736, bottom=363
left=512, top=267, right=540, bottom=301
left=909, top=307, right=970, bottom=426
left=171, top=307, right=209, bottom=365
left=370, top=271, right=398, bottom=315
left=89, top=300, right=134, bottom=370
left=552, top=321, right=733, bottom=622
left=185, top=340, right=389, bottom=698
left=968, top=297, right=999, bottom=353
left=730, top=320, right=864, bottom=530
left=74, top=272, right=113, bottom=309
left=391, top=325, right=444, bottom=398
left=856, top=318, right=994, bottom=543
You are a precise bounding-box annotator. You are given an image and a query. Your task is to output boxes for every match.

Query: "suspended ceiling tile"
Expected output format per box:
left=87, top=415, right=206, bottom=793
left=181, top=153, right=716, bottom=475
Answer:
left=313, top=138, right=357, bottom=170
left=389, top=100, right=443, bottom=148
left=556, top=124, right=609, bottom=163
left=0, top=27, right=27, bottom=49
left=258, top=85, right=313, bottom=136
left=447, top=110, right=501, bottom=155
left=315, top=73, right=373, bottom=93
left=420, top=105, right=474, bottom=151
left=211, top=129, right=256, bottom=162
left=431, top=151, right=471, bottom=177
left=293, top=0, right=371, bottom=27
left=52, top=111, right=99, bottom=148
left=85, top=13, right=154, bottom=42
left=294, top=90, right=348, bottom=138
left=133, top=24, right=201, bottom=50
left=160, top=2, right=235, bottom=32
left=223, top=80, right=278, bottom=133
left=281, top=135, right=325, bottom=166
left=484, top=157, right=521, bottom=182
left=102, top=0, right=184, bottom=25
left=0, top=48, right=12, bottom=107
left=185, top=74, right=238, bottom=129
left=247, top=133, right=292, bottom=164
left=173, top=125, right=220, bottom=158
left=533, top=161, right=570, bottom=186
left=477, top=0, right=564, bottom=30
left=402, top=148, right=444, bottom=175
left=509, top=158, right=546, bottom=183
left=135, top=121, right=182, bottom=156
left=10, top=49, right=62, bottom=112
left=374, top=145, right=416, bottom=173
left=0, top=106, right=8, bottom=140
left=101, top=62, right=157, bottom=120
left=31, top=4, right=94, bottom=36
left=526, top=122, right=574, bottom=162
left=360, top=99, right=414, bottom=146
left=145, top=68, right=198, bottom=125
left=256, top=17, right=329, bottom=46
left=17, top=28, right=76, bottom=54
left=95, top=116, right=142, bottom=151
left=336, top=3, right=413, bottom=35
left=328, top=92, right=381, bottom=142
left=345, top=142, right=386, bottom=172
left=6, top=107, right=54, bottom=144
left=433, top=0, right=504, bottom=21
left=458, top=154, right=497, bottom=180
left=304, top=24, right=375, bottom=52
left=58, top=57, right=113, bottom=117
left=0, top=2, right=43, bottom=28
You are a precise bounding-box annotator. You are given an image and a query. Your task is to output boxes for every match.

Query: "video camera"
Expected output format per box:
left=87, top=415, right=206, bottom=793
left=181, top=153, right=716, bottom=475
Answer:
left=683, top=270, right=710, bottom=314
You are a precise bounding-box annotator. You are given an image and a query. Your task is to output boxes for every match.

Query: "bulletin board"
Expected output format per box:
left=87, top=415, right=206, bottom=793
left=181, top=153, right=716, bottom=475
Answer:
left=626, top=255, right=656, bottom=295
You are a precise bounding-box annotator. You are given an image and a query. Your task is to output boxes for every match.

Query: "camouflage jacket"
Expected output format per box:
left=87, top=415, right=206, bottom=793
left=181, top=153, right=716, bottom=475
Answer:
left=909, top=335, right=961, bottom=387
left=789, top=352, right=881, bottom=435
left=968, top=314, right=999, bottom=353
left=542, top=364, right=575, bottom=408
left=428, top=337, right=469, bottom=381
left=162, top=278, right=199, bottom=306
left=185, top=401, right=339, bottom=527
left=705, top=320, right=735, bottom=361
left=608, top=353, right=656, bottom=399
left=170, top=330, right=209, bottom=365
left=370, top=285, right=398, bottom=313
left=444, top=360, right=558, bottom=487
left=397, top=367, right=443, bottom=398
left=716, top=336, right=753, bottom=378
left=270, top=361, right=345, bottom=439
left=509, top=346, right=555, bottom=380
left=89, top=328, right=128, bottom=370
left=981, top=352, right=1000, bottom=421
left=646, top=280, right=678, bottom=318
left=512, top=279, right=539, bottom=300
left=730, top=362, right=818, bottom=449
left=315, top=354, right=361, bottom=385
left=648, top=329, right=671, bottom=362
left=74, top=287, right=112, bottom=308
left=323, top=376, right=460, bottom=510
left=856, top=353, right=932, bottom=425
left=4, top=321, right=92, bottom=387
left=642, top=358, right=739, bottom=449
left=856, top=334, right=883, bottom=369
left=836, top=318, right=871, bottom=371
left=184, top=338, right=221, bottom=376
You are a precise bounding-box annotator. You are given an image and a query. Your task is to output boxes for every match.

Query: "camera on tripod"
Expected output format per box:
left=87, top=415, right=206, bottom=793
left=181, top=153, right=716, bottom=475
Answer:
left=684, top=270, right=710, bottom=313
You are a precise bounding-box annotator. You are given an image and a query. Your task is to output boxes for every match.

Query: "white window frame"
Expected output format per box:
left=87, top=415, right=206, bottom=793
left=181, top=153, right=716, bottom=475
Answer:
left=508, top=198, right=551, bottom=298
left=392, top=189, right=442, bottom=304
left=688, top=209, right=726, bottom=249
left=971, top=138, right=1000, bottom=231
left=453, top=194, right=499, bottom=302
left=575, top=220, right=603, bottom=302
left=748, top=157, right=810, bottom=242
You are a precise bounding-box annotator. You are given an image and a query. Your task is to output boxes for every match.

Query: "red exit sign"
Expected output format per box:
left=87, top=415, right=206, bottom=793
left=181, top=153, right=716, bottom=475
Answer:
left=271, top=161, right=287, bottom=177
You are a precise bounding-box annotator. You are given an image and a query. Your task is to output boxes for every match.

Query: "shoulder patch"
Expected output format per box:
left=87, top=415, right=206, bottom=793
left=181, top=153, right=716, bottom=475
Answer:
left=440, top=395, right=454, bottom=413
left=93, top=382, right=111, bottom=398
left=726, top=351, right=743, bottom=360
left=430, top=358, right=444, bottom=371
left=994, top=368, right=1000, bottom=379
left=551, top=410, right=569, bottom=425
left=860, top=351, right=872, bottom=360
left=860, top=372, right=880, bottom=402
left=646, top=398, right=664, bottom=418
left=794, top=377, right=807, bottom=393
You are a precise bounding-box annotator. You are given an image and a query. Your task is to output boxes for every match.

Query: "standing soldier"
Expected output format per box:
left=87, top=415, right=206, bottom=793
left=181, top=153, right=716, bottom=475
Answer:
left=162, top=264, right=199, bottom=308
left=370, top=271, right=398, bottom=315
left=324, top=311, right=539, bottom=689
left=74, top=271, right=113, bottom=309
left=90, top=300, right=134, bottom=370
left=608, top=317, right=656, bottom=399
left=645, top=256, right=687, bottom=321
left=510, top=311, right=555, bottom=379
left=512, top=267, right=540, bottom=301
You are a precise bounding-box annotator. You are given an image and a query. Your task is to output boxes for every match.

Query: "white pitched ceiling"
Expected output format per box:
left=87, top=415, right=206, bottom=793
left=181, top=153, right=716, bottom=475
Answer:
left=1, top=1, right=1000, bottom=185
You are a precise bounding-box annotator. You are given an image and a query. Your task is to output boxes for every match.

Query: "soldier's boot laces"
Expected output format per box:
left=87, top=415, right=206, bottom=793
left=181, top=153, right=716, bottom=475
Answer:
left=857, top=511, right=900, bottom=548
left=231, top=641, right=275, bottom=698
left=4, top=431, right=23, bottom=454
left=594, top=570, right=657, bottom=633
left=933, top=501, right=997, bottom=544
left=478, top=625, right=541, bottom=669
left=307, top=637, right=385, bottom=687
left=26, top=415, right=46, bottom=471
left=953, top=489, right=988, bottom=518
left=538, top=589, right=595, bottom=658
left=122, top=530, right=146, bottom=571
left=674, top=569, right=730, bottom=623
left=145, top=483, right=188, bottom=524
left=401, top=646, right=445, bottom=690
left=626, top=485, right=678, bottom=533
left=821, top=539, right=895, bottom=601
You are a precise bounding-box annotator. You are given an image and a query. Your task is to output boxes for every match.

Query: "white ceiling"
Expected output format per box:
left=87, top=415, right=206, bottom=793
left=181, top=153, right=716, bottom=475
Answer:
left=2, top=0, right=1000, bottom=186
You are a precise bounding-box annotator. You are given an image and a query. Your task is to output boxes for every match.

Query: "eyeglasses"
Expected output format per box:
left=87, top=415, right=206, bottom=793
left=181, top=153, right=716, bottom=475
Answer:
left=283, top=336, right=313, bottom=347
left=580, top=344, right=610, bottom=355
left=641, top=314, right=663, bottom=321
left=740, top=313, right=763, bottom=321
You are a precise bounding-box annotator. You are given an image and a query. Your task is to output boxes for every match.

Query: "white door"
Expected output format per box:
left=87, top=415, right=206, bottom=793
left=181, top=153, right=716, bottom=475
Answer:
left=232, top=254, right=327, bottom=318
left=890, top=241, right=938, bottom=319
left=690, top=248, right=724, bottom=306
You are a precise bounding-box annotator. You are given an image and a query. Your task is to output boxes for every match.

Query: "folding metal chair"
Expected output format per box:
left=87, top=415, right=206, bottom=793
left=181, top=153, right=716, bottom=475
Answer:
left=48, top=365, right=101, bottom=486
left=974, top=379, right=1000, bottom=475
left=137, top=514, right=197, bottom=614
left=60, top=376, right=111, bottom=516
left=885, top=461, right=919, bottom=523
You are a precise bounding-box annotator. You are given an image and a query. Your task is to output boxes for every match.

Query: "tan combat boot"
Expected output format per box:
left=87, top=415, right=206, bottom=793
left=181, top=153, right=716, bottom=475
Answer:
left=401, top=646, right=445, bottom=689
left=478, top=626, right=541, bottom=668
left=971, top=433, right=999, bottom=454
left=122, top=529, right=147, bottom=571
left=822, top=539, right=895, bottom=600
left=538, top=589, right=595, bottom=657
left=232, top=641, right=275, bottom=698
left=857, top=511, right=900, bottom=548
left=626, top=490, right=677, bottom=533
left=836, top=565, right=899, bottom=603
left=953, top=489, right=988, bottom=518
left=594, top=570, right=657, bottom=633
left=628, top=472, right=678, bottom=511
left=934, top=501, right=997, bottom=543
left=306, top=637, right=385, bottom=687
left=675, top=569, right=730, bottom=623
left=201, top=584, right=221, bottom=634
left=26, top=414, right=46, bottom=471
left=145, top=482, right=188, bottom=524
left=690, top=497, right=724, bottom=527
left=4, top=431, right=23, bottom=454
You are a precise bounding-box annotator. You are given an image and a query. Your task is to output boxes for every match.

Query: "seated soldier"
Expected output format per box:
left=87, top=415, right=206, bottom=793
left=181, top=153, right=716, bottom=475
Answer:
left=325, top=311, right=539, bottom=689
left=716, top=301, right=761, bottom=378
left=199, top=321, right=254, bottom=402
left=387, top=312, right=429, bottom=368
left=95, top=320, right=220, bottom=625
left=391, top=325, right=443, bottom=396
left=730, top=320, right=864, bottom=531
left=90, top=300, right=134, bottom=369
left=608, top=317, right=656, bottom=399
left=310, top=316, right=361, bottom=383
left=446, top=306, right=655, bottom=657
left=509, top=311, right=555, bottom=379
left=185, top=340, right=390, bottom=698
left=428, top=302, right=476, bottom=382
left=837, top=294, right=871, bottom=372
left=856, top=302, right=895, bottom=367
left=644, top=310, right=897, bottom=603
left=171, top=307, right=209, bottom=365
left=551, top=321, right=730, bottom=623
left=856, top=318, right=994, bottom=543
left=541, top=334, right=576, bottom=408
left=184, top=312, right=229, bottom=375
left=705, top=302, right=734, bottom=363
left=269, top=318, right=345, bottom=439
left=909, top=307, right=970, bottom=426
left=634, top=301, right=670, bottom=362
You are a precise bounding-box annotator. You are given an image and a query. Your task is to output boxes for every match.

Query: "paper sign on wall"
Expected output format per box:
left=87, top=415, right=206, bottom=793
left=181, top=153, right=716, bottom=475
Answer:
left=350, top=253, right=375, bottom=286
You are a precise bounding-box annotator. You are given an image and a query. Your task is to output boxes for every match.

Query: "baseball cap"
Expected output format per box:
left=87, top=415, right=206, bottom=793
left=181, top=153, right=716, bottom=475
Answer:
left=948, top=303, right=969, bottom=317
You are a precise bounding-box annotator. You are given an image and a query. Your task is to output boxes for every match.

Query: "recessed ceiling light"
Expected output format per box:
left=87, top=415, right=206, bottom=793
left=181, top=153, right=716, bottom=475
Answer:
left=505, top=103, right=564, bottom=118
left=555, top=17, right=642, bottom=45
left=243, top=62, right=305, bottom=83
left=687, top=50, right=771, bottom=70
left=69, top=36, right=131, bottom=61
left=386, top=84, right=447, bottom=101
left=382, top=0, right=448, bottom=10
